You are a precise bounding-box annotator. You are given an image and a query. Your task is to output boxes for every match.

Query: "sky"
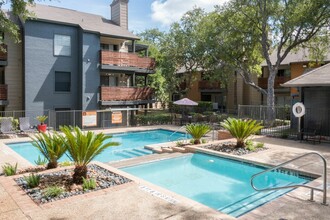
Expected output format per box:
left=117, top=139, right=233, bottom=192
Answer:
left=5, top=0, right=226, bottom=33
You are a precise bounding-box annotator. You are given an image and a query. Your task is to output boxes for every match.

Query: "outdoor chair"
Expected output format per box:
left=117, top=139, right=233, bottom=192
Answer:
left=299, top=121, right=322, bottom=144
left=0, top=118, right=17, bottom=135
left=19, top=117, right=37, bottom=133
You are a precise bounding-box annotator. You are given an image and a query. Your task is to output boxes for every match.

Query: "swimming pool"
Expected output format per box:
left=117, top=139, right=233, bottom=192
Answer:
left=122, top=152, right=313, bottom=217
left=8, top=129, right=188, bottom=164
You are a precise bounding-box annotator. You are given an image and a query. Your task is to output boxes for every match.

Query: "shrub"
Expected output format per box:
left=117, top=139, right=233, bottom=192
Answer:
left=82, top=177, right=96, bottom=191
left=31, top=132, right=67, bottom=169
left=59, top=161, right=73, bottom=167
left=24, top=173, right=41, bottom=188
left=60, top=126, right=119, bottom=184
left=36, top=115, right=48, bottom=124
left=256, top=142, right=264, bottom=148
left=201, top=139, right=207, bottom=144
left=2, top=163, right=18, bottom=176
left=34, top=155, right=48, bottom=166
left=185, top=124, right=211, bottom=144
left=135, top=113, right=172, bottom=125
left=221, top=118, right=263, bottom=148
left=176, top=140, right=184, bottom=147
left=0, top=117, right=19, bottom=130
left=245, top=140, right=255, bottom=151
left=43, top=186, right=64, bottom=198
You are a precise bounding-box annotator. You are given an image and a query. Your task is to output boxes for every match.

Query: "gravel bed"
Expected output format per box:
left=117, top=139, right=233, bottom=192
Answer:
left=15, top=164, right=131, bottom=204
left=201, top=142, right=267, bottom=155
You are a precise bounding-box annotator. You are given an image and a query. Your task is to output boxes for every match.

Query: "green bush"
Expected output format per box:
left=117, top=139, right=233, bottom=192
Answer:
left=135, top=113, right=172, bottom=125
left=24, top=173, right=41, bottom=188
left=221, top=118, right=263, bottom=148
left=43, top=186, right=64, bottom=197
left=194, top=101, right=213, bottom=113
left=245, top=140, right=255, bottom=151
left=59, top=161, right=73, bottom=167
left=186, top=124, right=211, bottom=144
left=256, top=142, right=264, bottom=148
left=82, top=177, right=97, bottom=191
left=2, top=163, right=18, bottom=176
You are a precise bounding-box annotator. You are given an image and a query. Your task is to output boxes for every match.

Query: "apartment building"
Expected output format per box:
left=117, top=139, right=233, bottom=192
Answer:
left=2, top=0, right=155, bottom=114
left=174, top=49, right=330, bottom=111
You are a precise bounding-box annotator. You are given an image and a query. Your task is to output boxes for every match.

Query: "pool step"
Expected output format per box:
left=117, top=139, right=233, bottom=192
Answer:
left=171, top=147, right=186, bottom=153
left=161, top=147, right=174, bottom=153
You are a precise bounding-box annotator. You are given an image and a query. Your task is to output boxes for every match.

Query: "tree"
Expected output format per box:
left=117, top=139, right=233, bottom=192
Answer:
left=137, top=29, right=169, bottom=108
left=208, top=0, right=330, bottom=120
left=60, top=126, right=119, bottom=184
left=159, top=8, right=211, bottom=98
left=0, top=0, right=36, bottom=51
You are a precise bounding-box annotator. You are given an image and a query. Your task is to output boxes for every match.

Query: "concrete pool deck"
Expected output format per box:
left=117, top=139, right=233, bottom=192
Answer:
left=0, top=126, right=329, bottom=220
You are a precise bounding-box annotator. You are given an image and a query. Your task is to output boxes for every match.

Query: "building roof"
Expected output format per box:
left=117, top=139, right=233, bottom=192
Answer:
left=261, top=48, right=330, bottom=66
left=282, top=63, right=330, bottom=87
left=26, top=4, right=139, bottom=40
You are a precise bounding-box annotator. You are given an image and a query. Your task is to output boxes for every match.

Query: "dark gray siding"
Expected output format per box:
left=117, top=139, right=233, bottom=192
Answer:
left=303, top=87, right=330, bottom=136
left=82, top=33, right=100, bottom=110
left=24, top=21, right=79, bottom=111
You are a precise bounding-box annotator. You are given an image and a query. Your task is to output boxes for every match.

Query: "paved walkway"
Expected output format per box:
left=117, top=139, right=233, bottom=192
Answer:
left=0, top=131, right=329, bottom=219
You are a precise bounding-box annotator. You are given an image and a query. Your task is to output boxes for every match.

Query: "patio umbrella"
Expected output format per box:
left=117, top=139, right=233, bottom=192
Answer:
left=173, top=98, right=198, bottom=124
left=173, top=98, right=198, bottom=106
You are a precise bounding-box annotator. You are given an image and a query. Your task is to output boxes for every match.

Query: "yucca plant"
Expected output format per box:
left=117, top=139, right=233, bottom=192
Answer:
left=221, top=118, right=263, bottom=148
left=24, top=173, right=41, bottom=188
left=2, top=163, right=18, bottom=176
left=60, top=126, right=119, bottom=184
left=185, top=123, right=211, bottom=144
left=31, top=132, right=67, bottom=169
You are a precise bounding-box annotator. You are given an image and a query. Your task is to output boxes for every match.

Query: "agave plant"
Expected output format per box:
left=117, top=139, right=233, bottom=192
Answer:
left=60, top=126, right=119, bottom=184
left=221, top=118, right=263, bottom=148
left=31, top=132, right=67, bottom=169
left=185, top=123, right=211, bottom=144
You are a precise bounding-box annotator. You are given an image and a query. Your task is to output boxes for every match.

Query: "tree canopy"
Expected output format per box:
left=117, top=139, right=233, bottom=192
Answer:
left=0, top=0, right=36, bottom=49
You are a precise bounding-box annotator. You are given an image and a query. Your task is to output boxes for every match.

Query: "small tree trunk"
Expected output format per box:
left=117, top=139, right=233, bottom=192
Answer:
left=73, top=165, right=88, bottom=184
left=47, top=161, right=58, bottom=169
left=236, top=140, right=245, bottom=148
left=194, top=139, right=201, bottom=145
left=267, top=71, right=276, bottom=125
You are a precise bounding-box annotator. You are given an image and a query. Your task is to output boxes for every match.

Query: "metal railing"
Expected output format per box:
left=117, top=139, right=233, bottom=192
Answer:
left=250, top=152, right=327, bottom=205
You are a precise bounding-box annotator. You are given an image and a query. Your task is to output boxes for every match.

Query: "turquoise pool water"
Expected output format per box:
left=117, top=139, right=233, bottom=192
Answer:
left=8, top=129, right=188, bottom=164
left=122, top=153, right=312, bottom=217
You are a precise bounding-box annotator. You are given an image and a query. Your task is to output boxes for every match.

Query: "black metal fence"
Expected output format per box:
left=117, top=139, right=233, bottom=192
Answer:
left=238, top=105, right=330, bottom=140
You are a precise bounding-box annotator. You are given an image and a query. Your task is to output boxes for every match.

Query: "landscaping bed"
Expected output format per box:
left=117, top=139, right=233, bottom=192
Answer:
left=201, top=142, right=267, bottom=156
left=14, top=164, right=131, bottom=204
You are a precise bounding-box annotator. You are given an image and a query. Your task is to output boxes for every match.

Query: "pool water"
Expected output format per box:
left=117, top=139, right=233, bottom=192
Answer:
left=8, top=129, right=189, bottom=164
left=122, top=153, right=312, bottom=217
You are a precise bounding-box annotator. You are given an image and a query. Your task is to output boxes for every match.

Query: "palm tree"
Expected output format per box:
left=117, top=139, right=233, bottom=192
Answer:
left=60, top=126, right=119, bottom=184
left=31, top=132, right=67, bottom=169
left=221, top=118, right=263, bottom=148
left=185, top=123, right=211, bottom=144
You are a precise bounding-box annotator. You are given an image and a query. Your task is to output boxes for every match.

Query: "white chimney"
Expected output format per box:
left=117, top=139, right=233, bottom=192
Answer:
left=110, top=0, right=129, bottom=30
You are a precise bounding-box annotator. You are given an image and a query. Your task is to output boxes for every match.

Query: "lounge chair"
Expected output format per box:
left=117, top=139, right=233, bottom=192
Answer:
left=19, top=117, right=37, bottom=133
left=0, top=118, right=17, bottom=135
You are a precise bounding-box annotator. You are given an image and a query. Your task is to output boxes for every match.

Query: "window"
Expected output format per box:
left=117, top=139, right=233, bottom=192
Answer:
left=54, top=34, right=71, bottom=56
left=55, top=71, right=71, bottom=92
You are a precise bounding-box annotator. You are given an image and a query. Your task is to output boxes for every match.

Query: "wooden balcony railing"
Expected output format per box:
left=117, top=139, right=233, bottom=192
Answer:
left=0, top=44, right=7, bottom=61
left=258, top=77, right=291, bottom=89
left=100, top=51, right=155, bottom=70
left=0, top=84, right=8, bottom=100
left=198, top=80, right=221, bottom=90
left=100, top=86, right=154, bottom=101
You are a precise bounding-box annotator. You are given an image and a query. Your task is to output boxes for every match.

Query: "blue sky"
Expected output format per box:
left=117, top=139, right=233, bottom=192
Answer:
left=5, top=0, right=226, bottom=33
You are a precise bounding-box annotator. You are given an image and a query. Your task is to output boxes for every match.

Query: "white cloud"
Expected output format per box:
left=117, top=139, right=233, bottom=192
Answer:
left=151, top=0, right=227, bottom=26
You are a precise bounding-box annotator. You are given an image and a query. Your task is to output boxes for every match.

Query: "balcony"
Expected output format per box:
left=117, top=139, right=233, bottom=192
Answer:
left=0, top=84, right=8, bottom=104
left=100, top=86, right=154, bottom=106
left=258, top=77, right=291, bottom=89
left=100, top=50, right=155, bottom=70
left=0, top=44, right=7, bottom=61
left=198, top=80, right=221, bottom=90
